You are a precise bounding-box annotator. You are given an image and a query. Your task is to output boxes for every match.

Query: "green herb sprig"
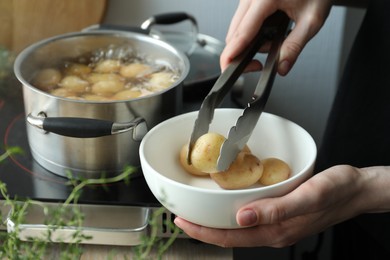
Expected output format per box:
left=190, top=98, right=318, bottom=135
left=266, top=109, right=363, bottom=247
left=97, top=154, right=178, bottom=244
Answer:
left=0, top=147, right=179, bottom=259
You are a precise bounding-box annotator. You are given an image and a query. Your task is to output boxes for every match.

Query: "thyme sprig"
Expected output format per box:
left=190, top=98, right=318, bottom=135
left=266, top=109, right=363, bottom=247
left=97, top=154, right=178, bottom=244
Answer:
left=0, top=146, right=23, bottom=162
left=133, top=207, right=181, bottom=260
left=0, top=147, right=179, bottom=259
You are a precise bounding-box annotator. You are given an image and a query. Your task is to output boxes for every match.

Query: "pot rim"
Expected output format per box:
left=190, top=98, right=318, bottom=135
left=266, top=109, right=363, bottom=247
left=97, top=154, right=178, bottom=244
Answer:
left=14, top=30, right=190, bottom=104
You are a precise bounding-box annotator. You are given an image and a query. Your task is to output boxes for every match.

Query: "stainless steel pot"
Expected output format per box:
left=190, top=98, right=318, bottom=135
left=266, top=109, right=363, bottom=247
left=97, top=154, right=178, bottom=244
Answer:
left=14, top=30, right=189, bottom=179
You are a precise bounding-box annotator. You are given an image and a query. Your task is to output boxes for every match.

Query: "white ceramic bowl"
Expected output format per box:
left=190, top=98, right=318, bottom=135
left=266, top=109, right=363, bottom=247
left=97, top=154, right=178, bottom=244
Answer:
left=140, top=108, right=317, bottom=229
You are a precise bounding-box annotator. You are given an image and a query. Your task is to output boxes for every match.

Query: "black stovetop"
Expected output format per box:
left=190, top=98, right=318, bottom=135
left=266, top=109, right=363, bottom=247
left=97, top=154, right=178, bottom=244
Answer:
left=0, top=88, right=163, bottom=207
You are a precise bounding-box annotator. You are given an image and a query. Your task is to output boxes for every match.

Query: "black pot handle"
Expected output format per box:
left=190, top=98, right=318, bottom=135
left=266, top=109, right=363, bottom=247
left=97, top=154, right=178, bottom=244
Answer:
left=27, top=113, right=148, bottom=141
left=140, top=12, right=198, bottom=29
left=141, top=12, right=199, bottom=56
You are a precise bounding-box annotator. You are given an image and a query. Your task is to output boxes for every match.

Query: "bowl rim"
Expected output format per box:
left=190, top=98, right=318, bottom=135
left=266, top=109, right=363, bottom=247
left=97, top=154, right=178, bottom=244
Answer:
left=140, top=108, right=317, bottom=195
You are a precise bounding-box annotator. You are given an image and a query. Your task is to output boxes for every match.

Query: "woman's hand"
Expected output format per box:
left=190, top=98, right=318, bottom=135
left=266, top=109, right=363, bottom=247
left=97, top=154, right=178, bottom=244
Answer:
left=174, top=165, right=390, bottom=247
left=220, top=0, right=333, bottom=75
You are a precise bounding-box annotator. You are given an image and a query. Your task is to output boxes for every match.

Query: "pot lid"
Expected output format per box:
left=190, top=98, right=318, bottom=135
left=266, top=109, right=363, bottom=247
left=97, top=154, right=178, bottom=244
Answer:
left=141, top=12, right=224, bottom=94
left=162, top=31, right=223, bottom=88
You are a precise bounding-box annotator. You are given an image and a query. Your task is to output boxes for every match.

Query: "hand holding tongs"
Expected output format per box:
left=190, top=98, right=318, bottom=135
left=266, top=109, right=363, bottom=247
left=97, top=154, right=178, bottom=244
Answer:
left=187, top=11, right=292, bottom=171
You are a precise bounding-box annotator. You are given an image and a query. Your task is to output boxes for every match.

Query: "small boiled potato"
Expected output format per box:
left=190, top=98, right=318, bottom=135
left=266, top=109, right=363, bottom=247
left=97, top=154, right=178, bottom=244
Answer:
left=148, top=72, right=175, bottom=90
left=120, top=63, right=152, bottom=78
left=33, top=68, right=62, bottom=90
left=50, top=88, right=76, bottom=98
left=83, top=94, right=111, bottom=101
left=210, top=152, right=263, bottom=190
left=242, top=144, right=251, bottom=153
left=65, top=63, right=92, bottom=76
left=91, top=80, right=124, bottom=96
left=179, top=145, right=209, bottom=176
left=86, top=73, right=124, bottom=84
left=94, top=59, right=121, bottom=73
left=190, top=132, right=226, bottom=174
left=112, top=89, right=142, bottom=100
left=66, top=96, right=84, bottom=100
left=59, top=75, right=89, bottom=93
left=259, top=158, right=291, bottom=186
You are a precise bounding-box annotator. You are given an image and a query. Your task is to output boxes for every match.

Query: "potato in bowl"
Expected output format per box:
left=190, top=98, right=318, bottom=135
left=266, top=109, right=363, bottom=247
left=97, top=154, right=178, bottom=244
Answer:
left=139, top=108, right=317, bottom=229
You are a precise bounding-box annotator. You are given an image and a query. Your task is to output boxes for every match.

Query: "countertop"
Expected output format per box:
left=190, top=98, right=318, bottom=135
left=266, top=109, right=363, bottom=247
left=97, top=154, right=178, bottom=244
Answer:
left=76, top=240, right=232, bottom=259
left=0, top=237, right=233, bottom=259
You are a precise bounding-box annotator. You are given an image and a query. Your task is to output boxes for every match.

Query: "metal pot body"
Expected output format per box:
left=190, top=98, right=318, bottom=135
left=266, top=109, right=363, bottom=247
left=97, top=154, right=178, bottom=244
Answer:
left=14, top=31, right=189, bottom=178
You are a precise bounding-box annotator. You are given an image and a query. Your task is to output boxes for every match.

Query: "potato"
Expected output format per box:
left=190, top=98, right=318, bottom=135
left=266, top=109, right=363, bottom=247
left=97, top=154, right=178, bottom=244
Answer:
left=242, top=144, right=251, bottom=153
left=94, top=59, right=121, bottom=73
left=49, top=88, right=76, bottom=98
left=112, top=89, right=142, bottom=100
left=66, top=96, right=84, bottom=100
left=149, top=72, right=175, bottom=90
left=210, top=152, right=263, bottom=189
left=59, top=75, right=89, bottom=93
left=91, top=80, right=124, bottom=96
left=65, top=63, right=92, bottom=76
left=83, top=94, right=111, bottom=101
left=259, top=158, right=291, bottom=186
left=179, top=145, right=209, bottom=176
left=33, top=68, right=62, bottom=90
left=86, top=73, right=124, bottom=84
left=120, top=63, right=152, bottom=78
left=190, top=132, right=226, bottom=173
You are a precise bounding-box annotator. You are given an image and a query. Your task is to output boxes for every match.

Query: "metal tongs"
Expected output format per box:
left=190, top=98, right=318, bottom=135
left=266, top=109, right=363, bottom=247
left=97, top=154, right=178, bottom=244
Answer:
left=187, top=11, right=292, bottom=171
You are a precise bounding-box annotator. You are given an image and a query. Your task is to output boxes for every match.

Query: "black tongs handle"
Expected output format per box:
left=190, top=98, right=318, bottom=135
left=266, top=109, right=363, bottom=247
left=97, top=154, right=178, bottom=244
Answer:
left=206, top=11, right=288, bottom=109
left=188, top=11, right=291, bottom=165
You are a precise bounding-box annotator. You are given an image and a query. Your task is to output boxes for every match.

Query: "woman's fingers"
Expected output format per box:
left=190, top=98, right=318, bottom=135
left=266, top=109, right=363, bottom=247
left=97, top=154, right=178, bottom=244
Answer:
left=225, top=0, right=252, bottom=43
left=221, top=0, right=278, bottom=71
left=222, top=0, right=331, bottom=75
